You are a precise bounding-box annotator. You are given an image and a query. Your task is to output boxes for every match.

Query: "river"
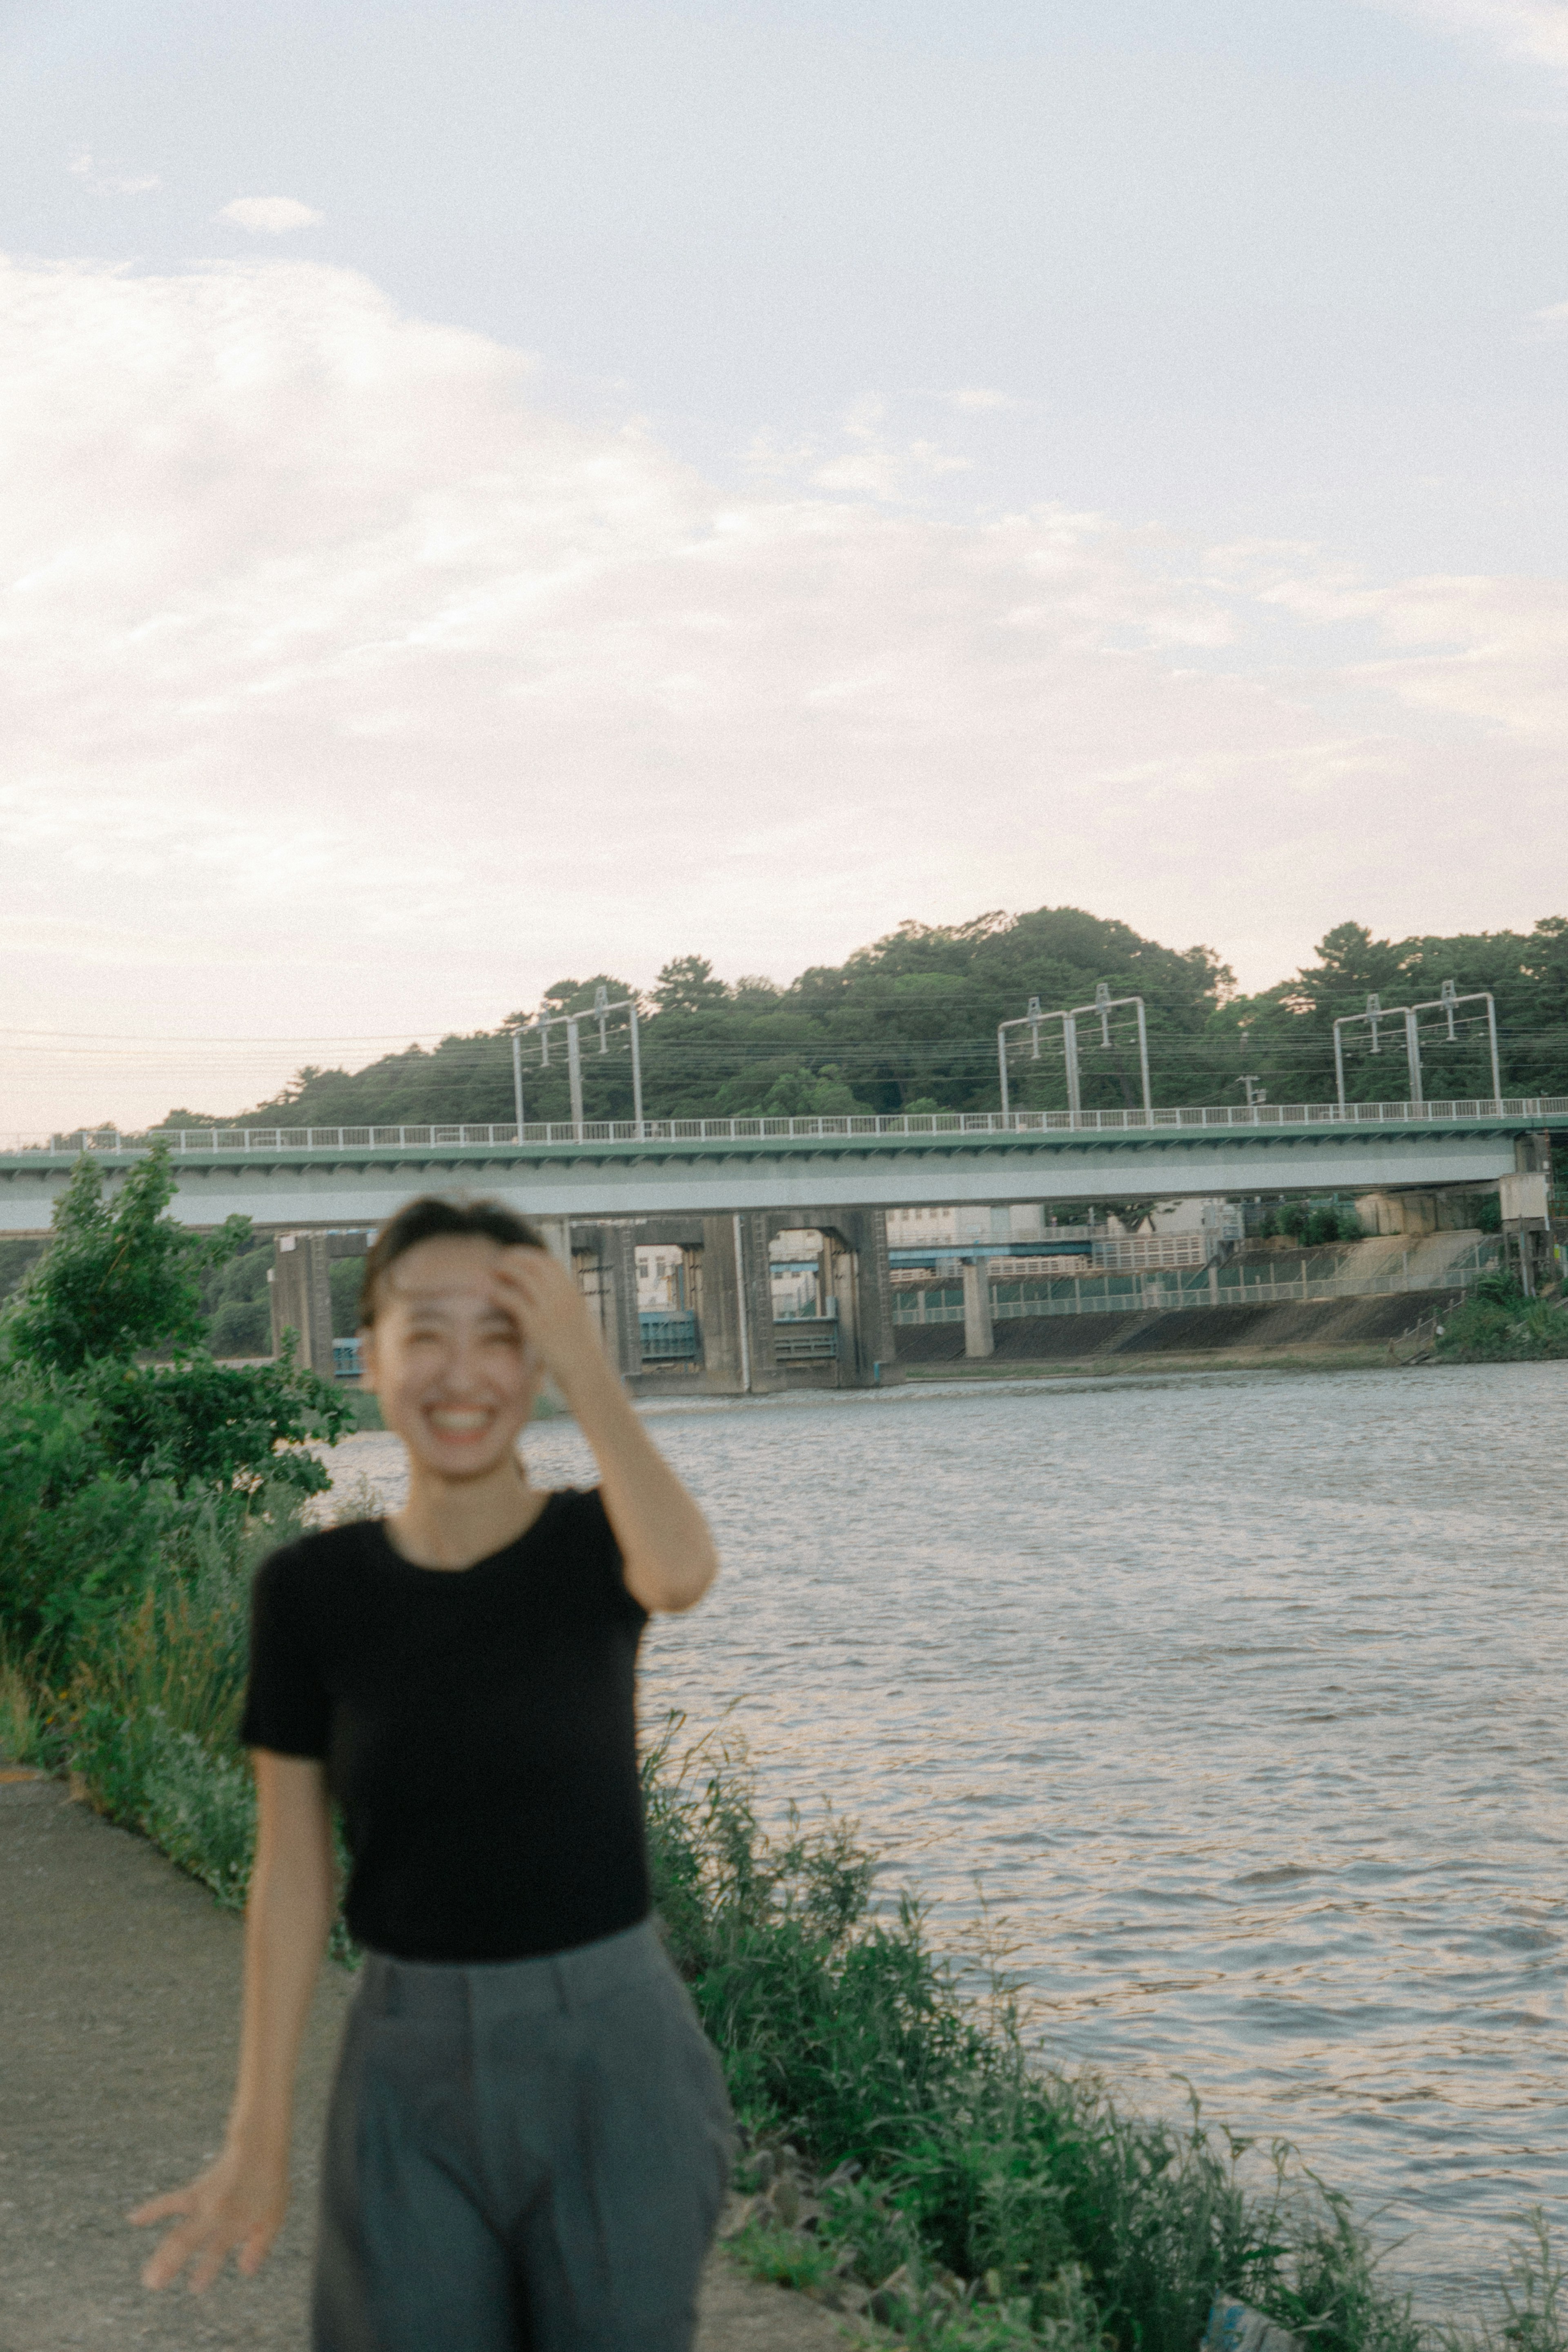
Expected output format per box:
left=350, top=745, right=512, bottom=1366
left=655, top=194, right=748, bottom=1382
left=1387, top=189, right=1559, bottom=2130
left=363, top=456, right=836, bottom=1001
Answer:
left=323, top=1362, right=1566, bottom=2310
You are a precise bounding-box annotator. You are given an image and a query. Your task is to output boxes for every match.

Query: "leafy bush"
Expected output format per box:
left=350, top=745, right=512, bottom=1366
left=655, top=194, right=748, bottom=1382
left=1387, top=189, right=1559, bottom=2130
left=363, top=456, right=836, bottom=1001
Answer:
left=199, top=1239, right=276, bottom=1358
left=1437, top=1275, right=1568, bottom=1363
left=641, top=1723, right=1448, bottom=2352
left=1261, top=1203, right=1362, bottom=1245
left=0, top=1146, right=350, bottom=1666
left=0, top=1363, right=180, bottom=1668
left=80, top=1342, right=350, bottom=1496
left=3, top=1146, right=249, bottom=1375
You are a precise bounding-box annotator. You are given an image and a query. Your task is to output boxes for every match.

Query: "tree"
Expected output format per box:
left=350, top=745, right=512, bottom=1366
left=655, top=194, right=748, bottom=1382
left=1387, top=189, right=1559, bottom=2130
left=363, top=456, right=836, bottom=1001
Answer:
left=1, top=1144, right=350, bottom=1511
left=652, top=956, right=731, bottom=1016
left=4, top=1146, right=249, bottom=1375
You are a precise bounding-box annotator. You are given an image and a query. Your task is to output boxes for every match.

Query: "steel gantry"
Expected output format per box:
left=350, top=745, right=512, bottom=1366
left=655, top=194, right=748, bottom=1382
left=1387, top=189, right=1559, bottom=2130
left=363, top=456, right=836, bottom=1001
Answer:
left=511, top=985, right=645, bottom=1131
left=998, top=983, right=1152, bottom=1121
left=1332, top=982, right=1500, bottom=1114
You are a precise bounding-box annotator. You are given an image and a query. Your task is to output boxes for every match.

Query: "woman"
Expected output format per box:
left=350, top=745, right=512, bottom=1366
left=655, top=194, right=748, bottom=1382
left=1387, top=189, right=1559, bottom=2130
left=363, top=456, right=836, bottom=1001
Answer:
left=131, top=1195, right=733, bottom=2351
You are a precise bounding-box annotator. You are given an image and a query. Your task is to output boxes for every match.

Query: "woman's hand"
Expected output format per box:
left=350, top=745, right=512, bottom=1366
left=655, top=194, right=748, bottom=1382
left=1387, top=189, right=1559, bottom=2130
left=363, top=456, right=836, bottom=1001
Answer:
left=492, top=1245, right=608, bottom=1398
left=130, top=2140, right=290, bottom=2292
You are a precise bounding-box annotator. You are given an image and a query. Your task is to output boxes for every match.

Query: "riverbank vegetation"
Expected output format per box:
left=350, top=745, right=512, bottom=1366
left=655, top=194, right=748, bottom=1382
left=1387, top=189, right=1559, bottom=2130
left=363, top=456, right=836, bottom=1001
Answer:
left=129, top=907, right=1568, bottom=1132
left=2, top=1164, right=1561, bottom=2348
left=0, top=1145, right=348, bottom=1673
left=1434, top=1272, right=1568, bottom=1363
left=1, top=1542, right=1561, bottom=2350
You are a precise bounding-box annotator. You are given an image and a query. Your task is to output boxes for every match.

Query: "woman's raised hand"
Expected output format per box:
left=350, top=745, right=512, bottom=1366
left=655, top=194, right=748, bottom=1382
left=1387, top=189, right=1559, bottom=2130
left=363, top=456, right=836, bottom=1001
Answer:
left=492, top=1245, right=608, bottom=1393
left=129, top=2144, right=289, bottom=2293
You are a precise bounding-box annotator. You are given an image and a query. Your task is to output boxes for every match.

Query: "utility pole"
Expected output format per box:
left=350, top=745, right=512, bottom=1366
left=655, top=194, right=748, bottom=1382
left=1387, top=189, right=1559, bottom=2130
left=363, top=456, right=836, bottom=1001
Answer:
left=1333, top=982, right=1499, bottom=1112
left=567, top=1018, right=585, bottom=1129
left=998, top=987, right=1148, bottom=1121
left=511, top=1029, right=525, bottom=1136
left=525, top=993, right=644, bottom=1133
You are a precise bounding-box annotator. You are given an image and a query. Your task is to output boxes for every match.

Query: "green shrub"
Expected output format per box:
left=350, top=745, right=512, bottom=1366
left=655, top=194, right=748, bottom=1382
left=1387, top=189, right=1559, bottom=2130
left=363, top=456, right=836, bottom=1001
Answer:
left=641, top=1722, right=1450, bottom=2352
left=2, top=1145, right=247, bottom=1375
left=80, top=1342, right=350, bottom=1497
left=1437, top=1275, right=1568, bottom=1363
left=199, top=1240, right=276, bottom=1357
left=0, top=1364, right=179, bottom=1668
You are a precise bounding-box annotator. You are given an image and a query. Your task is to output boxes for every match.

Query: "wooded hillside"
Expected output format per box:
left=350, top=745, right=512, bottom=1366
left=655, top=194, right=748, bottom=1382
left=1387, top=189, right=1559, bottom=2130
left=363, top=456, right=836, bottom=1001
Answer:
left=150, top=907, right=1568, bottom=1130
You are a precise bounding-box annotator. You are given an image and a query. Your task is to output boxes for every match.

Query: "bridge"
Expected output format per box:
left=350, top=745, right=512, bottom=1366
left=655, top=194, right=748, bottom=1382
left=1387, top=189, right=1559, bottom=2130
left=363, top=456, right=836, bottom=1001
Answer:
left=4, top=1095, right=1560, bottom=1394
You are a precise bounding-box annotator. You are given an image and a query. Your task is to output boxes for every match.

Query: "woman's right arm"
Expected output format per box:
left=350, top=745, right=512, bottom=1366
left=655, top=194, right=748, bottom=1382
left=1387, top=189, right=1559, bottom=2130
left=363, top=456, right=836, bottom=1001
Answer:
left=130, top=1751, right=336, bottom=2292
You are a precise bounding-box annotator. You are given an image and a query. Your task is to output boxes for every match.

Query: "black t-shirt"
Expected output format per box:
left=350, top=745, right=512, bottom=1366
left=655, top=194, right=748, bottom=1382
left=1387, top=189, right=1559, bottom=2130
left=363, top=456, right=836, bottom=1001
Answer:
left=239, top=1489, right=651, bottom=1963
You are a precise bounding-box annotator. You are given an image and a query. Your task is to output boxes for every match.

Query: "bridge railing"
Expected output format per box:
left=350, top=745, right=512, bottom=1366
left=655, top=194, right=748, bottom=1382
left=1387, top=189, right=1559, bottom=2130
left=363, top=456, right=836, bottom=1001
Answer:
left=10, top=1096, right=1568, bottom=1157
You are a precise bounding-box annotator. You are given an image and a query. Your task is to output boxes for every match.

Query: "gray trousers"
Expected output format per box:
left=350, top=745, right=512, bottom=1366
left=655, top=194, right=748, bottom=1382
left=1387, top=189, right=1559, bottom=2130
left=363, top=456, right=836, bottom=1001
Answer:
left=313, top=1919, right=734, bottom=2352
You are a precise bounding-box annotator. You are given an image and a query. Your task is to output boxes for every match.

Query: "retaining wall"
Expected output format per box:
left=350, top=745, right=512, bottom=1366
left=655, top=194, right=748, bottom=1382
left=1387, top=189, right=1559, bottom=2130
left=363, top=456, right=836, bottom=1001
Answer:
left=892, top=1287, right=1465, bottom=1366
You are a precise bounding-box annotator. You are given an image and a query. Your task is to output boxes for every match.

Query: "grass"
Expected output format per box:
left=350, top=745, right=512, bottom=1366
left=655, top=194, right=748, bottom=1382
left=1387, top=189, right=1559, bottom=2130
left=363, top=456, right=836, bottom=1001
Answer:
left=0, top=1516, right=1562, bottom=2348
left=0, top=1630, right=45, bottom=1764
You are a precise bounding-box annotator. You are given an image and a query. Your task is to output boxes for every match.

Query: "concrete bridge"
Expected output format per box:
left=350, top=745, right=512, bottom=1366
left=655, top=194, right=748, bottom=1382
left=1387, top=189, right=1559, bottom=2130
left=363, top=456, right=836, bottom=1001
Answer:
left=4, top=1097, right=1561, bottom=1394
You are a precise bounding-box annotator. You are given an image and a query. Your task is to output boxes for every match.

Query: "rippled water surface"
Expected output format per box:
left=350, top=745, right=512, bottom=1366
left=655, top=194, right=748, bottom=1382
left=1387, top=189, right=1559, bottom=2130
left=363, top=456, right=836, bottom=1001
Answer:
left=328, top=1364, right=1566, bottom=2305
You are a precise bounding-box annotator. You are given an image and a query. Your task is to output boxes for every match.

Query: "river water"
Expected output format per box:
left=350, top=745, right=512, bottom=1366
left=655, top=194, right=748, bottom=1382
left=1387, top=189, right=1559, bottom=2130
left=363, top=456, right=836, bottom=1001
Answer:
left=324, top=1363, right=1566, bottom=2310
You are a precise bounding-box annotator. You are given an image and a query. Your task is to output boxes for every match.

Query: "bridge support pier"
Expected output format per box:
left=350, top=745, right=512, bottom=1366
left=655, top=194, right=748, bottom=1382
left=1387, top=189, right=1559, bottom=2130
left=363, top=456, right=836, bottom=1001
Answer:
left=961, top=1255, right=994, bottom=1359
left=620, top=1207, right=900, bottom=1393
left=698, top=1214, right=782, bottom=1393
left=270, top=1233, right=334, bottom=1373
left=568, top=1221, right=642, bottom=1380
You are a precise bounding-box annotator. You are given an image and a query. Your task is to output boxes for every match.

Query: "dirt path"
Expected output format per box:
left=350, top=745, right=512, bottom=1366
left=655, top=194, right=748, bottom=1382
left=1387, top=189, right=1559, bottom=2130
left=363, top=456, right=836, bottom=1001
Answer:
left=0, top=1773, right=847, bottom=2352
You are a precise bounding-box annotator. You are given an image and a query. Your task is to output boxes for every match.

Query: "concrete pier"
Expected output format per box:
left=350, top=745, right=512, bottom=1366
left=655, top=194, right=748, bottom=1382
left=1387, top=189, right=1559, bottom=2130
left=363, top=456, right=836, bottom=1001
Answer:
left=269, top=1233, right=333, bottom=1373
left=961, top=1255, right=995, bottom=1359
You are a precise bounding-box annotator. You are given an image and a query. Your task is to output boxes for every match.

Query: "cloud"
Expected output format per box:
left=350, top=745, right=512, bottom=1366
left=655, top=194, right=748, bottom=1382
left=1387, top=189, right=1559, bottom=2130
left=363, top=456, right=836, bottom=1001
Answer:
left=944, top=386, right=1024, bottom=412
left=0, top=254, right=1561, bottom=1128
left=67, top=149, right=160, bottom=195
left=1528, top=298, right=1568, bottom=333
left=216, top=196, right=324, bottom=234
left=1373, top=0, right=1568, bottom=79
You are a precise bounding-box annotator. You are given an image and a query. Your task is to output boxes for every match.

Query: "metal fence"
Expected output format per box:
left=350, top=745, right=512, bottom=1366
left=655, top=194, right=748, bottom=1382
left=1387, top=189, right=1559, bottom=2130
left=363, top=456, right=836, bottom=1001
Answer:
left=16, top=1095, right=1568, bottom=1158
left=772, top=1320, right=840, bottom=1362
left=892, top=1240, right=1503, bottom=1326
left=639, top=1311, right=700, bottom=1362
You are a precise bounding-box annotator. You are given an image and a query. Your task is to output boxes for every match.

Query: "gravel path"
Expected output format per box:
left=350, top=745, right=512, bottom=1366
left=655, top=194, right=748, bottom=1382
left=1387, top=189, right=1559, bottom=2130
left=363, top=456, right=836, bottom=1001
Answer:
left=0, top=1772, right=847, bottom=2352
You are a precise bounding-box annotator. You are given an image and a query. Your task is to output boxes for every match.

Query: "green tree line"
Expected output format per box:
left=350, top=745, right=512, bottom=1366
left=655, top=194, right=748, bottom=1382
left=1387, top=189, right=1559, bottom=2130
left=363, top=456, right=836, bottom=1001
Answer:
left=148, top=906, right=1568, bottom=1133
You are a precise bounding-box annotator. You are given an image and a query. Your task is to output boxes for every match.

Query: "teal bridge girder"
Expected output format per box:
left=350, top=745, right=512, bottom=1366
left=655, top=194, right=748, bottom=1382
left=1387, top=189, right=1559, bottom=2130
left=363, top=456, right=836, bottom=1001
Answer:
left=2, top=1097, right=1564, bottom=1235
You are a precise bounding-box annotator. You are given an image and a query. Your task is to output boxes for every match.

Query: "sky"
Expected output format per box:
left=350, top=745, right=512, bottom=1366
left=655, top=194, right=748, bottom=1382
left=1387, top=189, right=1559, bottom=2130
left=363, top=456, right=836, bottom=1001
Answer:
left=2, top=0, right=1567, bottom=1131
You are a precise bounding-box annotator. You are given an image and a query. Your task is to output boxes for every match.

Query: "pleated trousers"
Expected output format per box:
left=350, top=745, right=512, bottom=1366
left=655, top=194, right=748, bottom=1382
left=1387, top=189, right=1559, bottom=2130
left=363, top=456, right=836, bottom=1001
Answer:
left=312, top=1919, right=733, bottom=2352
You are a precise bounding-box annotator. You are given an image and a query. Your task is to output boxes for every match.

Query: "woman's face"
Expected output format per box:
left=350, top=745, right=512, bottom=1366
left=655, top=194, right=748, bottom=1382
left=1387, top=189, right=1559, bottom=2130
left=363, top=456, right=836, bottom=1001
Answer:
left=360, top=1235, right=543, bottom=1482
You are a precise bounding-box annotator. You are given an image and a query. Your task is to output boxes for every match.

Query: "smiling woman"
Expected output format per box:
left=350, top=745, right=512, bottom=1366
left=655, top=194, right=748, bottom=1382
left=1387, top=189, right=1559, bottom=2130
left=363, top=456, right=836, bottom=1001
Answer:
left=130, top=1193, right=731, bottom=2352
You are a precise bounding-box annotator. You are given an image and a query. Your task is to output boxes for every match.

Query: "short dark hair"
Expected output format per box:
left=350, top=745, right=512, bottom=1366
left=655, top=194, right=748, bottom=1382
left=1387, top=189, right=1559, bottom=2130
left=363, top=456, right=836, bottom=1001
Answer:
left=359, top=1196, right=546, bottom=1326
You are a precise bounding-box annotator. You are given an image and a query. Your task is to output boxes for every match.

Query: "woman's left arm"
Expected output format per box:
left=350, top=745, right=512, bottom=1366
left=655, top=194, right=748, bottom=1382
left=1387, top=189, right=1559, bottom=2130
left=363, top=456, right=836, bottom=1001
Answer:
left=495, top=1250, right=719, bottom=1613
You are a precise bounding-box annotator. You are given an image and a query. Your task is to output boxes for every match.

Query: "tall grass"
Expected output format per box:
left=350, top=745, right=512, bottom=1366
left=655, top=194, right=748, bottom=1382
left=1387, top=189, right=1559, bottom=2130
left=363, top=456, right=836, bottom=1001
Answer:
left=0, top=1528, right=1560, bottom=2347
left=640, top=1722, right=1563, bottom=2352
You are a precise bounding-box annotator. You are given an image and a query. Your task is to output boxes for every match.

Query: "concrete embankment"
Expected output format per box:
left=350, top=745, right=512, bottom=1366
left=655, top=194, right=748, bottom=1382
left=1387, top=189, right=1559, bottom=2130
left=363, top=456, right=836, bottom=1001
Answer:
left=0, top=1773, right=847, bottom=2352
left=895, top=1287, right=1462, bottom=1376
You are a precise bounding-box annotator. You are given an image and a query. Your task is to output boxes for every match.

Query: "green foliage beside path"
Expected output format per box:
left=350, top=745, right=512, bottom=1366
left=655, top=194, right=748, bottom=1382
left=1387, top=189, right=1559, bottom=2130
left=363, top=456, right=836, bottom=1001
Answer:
left=2, top=1518, right=1559, bottom=2348
left=0, top=1144, right=349, bottom=1667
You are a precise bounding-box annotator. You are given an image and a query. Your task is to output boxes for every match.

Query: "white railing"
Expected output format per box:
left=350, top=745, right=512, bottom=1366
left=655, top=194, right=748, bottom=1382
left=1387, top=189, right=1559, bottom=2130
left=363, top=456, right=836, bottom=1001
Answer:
left=891, top=1240, right=1503, bottom=1326
left=7, top=1097, right=1568, bottom=1160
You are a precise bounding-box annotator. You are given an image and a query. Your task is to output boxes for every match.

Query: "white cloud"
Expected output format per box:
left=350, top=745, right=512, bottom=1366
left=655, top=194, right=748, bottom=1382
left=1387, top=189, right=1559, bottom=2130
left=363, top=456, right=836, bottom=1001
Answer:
left=66, top=149, right=160, bottom=195
left=945, top=386, right=1024, bottom=412
left=1373, top=0, right=1568, bottom=79
left=1528, top=298, right=1568, bottom=332
left=216, top=196, right=324, bottom=234
left=0, top=254, right=1561, bottom=1128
